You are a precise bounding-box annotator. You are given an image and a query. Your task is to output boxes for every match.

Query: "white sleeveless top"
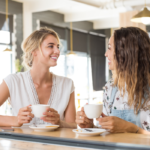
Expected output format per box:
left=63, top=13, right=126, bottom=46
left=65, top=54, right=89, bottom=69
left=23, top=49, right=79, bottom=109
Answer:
left=4, top=71, right=74, bottom=125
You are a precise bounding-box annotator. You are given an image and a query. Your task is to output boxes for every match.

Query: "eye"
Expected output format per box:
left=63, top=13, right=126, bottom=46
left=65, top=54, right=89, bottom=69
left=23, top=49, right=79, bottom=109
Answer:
left=57, top=46, right=60, bottom=49
left=48, top=45, right=53, bottom=48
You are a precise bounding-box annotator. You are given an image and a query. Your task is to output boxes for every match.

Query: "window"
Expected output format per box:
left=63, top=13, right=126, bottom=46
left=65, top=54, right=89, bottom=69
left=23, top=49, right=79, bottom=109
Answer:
left=51, top=40, right=90, bottom=110
left=0, top=30, right=13, bottom=116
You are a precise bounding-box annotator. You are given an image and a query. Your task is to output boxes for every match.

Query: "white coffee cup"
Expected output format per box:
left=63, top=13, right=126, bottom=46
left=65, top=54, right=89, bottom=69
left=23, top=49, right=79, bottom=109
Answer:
left=84, top=104, right=103, bottom=119
left=30, top=104, right=50, bottom=118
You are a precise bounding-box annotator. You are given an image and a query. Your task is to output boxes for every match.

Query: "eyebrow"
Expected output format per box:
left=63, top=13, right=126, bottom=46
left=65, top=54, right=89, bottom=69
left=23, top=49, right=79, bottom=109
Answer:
left=48, top=43, right=60, bottom=46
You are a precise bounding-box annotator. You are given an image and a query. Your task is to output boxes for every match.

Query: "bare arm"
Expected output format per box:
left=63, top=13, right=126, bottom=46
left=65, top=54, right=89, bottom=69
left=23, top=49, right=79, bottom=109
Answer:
left=0, top=81, right=17, bottom=126
left=127, top=122, right=150, bottom=135
left=97, top=113, right=150, bottom=134
left=60, top=92, right=77, bottom=128
left=0, top=81, right=34, bottom=127
left=0, top=81, right=10, bottom=105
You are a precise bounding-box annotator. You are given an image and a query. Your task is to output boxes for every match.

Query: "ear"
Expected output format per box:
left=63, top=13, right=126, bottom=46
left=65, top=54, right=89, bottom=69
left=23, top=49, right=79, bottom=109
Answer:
left=32, top=50, right=37, bottom=56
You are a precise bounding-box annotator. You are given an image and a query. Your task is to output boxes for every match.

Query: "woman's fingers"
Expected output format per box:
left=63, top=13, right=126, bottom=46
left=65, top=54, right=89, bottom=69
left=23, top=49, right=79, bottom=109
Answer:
left=101, top=113, right=107, bottom=117
left=81, top=107, right=84, bottom=111
left=20, top=120, right=31, bottom=124
left=17, top=105, right=34, bottom=126
left=40, top=108, right=60, bottom=124
left=42, top=116, right=57, bottom=121
left=76, top=115, right=90, bottom=123
left=101, top=125, right=114, bottom=131
left=19, top=116, right=32, bottom=121
left=78, top=123, right=87, bottom=128
left=45, top=108, right=58, bottom=113
left=42, top=116, right=59, bottom=124
left=43, top=112, right=60, bottom=120
left=96, top=116, right=111, bottom=123
left=76, top=116, right=91, bottom=124
left=20, top=106, right=32, bottom=112
left=41, top=113, right=59, bottom=120
left=77, top=110, right=84, bottom=117
left=21, top=112, right=34, bottom=118
left=43, top=111, right=57, bottom=116
left=76, top=114, right=85, bottom=120
left=76, top=109, right=93, bottom=128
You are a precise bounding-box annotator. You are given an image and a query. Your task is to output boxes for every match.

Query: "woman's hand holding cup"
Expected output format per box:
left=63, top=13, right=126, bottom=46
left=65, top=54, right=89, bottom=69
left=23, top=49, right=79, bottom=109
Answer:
left=15, top=105, right=34, bottom=127
left=76, top=107, right=93, bottom=128
left=41, top=108, right=60, bottom=125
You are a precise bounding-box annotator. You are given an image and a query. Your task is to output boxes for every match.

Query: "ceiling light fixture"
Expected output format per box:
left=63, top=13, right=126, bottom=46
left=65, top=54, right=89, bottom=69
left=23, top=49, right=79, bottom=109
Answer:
left=67, top=22, right=76, bottom=56
left=131, top=0, right=150, bottom=25
left=3, top=0, right=12, bottom=52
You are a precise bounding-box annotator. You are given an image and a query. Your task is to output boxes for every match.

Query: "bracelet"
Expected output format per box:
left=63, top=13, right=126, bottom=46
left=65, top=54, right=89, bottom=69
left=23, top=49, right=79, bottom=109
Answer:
left=135, top=126, right=139, bottom=133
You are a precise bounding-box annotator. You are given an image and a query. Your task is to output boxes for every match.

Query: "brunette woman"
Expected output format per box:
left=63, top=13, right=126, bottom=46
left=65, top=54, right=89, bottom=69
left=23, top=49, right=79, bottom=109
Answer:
left=76, top=27, right=150, bottom=134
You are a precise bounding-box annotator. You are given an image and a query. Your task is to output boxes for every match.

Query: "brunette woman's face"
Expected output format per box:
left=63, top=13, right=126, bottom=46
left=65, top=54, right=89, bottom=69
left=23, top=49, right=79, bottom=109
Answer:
left=35, top=35, right=60, bottom=68
left=105, top=36, right=116, bottom=70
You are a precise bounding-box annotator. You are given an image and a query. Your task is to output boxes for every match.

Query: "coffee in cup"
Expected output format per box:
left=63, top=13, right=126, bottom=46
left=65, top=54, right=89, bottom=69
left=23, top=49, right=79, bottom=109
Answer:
left=84, top=104, right=103, bottom=119
left=30, top=104, right=50, bottom=118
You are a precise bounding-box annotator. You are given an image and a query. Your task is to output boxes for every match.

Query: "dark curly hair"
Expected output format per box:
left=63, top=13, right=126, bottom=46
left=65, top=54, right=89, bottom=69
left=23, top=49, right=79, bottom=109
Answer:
left=113, top=27, right=150, bottom=114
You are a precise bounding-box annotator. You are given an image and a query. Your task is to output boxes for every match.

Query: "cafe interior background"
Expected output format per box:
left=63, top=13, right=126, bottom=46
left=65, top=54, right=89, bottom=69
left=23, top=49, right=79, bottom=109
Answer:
left=0, top=0, right=150, bottom=116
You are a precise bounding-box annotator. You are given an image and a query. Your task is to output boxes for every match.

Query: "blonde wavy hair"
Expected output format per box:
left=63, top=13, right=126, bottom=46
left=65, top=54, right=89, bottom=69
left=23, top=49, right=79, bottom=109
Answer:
left=113, top=27, right=150, bottom=114
left=22, top=27, right=60, bottom=69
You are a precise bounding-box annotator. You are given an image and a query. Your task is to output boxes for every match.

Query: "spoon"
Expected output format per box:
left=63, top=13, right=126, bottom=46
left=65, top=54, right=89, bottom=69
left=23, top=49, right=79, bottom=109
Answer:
left=84, top=129, right=93, bottom=132
left=33, top=123, right=37, bottom=127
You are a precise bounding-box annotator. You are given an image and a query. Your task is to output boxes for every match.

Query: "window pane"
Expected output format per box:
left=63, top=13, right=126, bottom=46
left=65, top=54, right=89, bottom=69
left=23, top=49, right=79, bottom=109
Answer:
left=0, top=31, right=10, bottom=44
left=0, top=45, right=12, bottom=116
left=0, top=45, right=11, bottom=84
left=50, top=55, right=66, bottom=77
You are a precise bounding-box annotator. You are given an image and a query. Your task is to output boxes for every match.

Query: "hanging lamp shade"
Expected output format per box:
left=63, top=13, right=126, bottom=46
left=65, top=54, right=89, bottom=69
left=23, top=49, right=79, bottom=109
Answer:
left=3, top=0, right=12, bottom=52
left=131, top=7, right=150, bottom=25
left=67, top=51, right=76, bottom=55
left=3, top=48, right=12, bottom=52
left=67, top=22, right=76, bottom=56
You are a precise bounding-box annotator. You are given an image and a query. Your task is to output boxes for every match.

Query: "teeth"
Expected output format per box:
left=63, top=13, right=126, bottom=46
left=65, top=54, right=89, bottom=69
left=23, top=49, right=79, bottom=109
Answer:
left=51, top=57, right=57, bottom=60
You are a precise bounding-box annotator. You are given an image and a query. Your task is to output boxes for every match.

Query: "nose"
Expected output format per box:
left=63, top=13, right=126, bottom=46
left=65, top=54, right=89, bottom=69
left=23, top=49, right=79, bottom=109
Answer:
left=105, top=49, right=108, bottom=57
left=54, top=46, right=60, bottom=54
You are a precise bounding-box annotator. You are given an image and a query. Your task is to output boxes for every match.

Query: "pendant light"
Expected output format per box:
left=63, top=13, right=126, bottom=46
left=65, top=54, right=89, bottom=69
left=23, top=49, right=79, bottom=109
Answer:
left=67, top=22, right=76, bottom=56
left=131, top=0, right=150, bottom=25
left=3, top=0, right=12, bottom=52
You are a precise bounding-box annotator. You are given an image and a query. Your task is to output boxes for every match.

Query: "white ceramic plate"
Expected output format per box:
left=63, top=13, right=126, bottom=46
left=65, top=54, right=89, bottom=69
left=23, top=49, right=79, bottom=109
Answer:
left=72, top=128, right=106, bottom=136
left=29, top=124, right=59, bottom=132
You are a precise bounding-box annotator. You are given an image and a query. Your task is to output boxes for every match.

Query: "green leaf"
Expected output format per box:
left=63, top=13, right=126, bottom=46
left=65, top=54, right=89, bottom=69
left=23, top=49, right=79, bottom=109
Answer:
left=15, top=59, right=23, bottom=72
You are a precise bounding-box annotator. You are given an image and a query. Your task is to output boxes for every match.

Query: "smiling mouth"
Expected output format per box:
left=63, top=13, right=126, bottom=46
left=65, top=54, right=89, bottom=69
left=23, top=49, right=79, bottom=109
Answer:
left=50, top=56, right=58, bottom=60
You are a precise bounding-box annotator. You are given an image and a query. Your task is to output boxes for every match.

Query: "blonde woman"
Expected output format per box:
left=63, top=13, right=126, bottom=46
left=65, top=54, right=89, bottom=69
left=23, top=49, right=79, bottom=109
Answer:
left=0, top=27, right=76, bottom=128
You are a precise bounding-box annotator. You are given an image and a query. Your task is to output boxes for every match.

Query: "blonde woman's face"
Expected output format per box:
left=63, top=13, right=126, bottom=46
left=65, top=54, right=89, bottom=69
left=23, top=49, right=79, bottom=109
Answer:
left=36, top=35, right=60, bottom=67
left=105, top=36, right=116, bottom=70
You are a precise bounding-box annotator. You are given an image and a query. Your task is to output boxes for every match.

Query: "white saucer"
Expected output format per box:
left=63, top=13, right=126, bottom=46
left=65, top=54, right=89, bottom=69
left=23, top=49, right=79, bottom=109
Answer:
left=29, top=124, right=59, bottom=132
left=72, top=128, right=106, bottom=136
